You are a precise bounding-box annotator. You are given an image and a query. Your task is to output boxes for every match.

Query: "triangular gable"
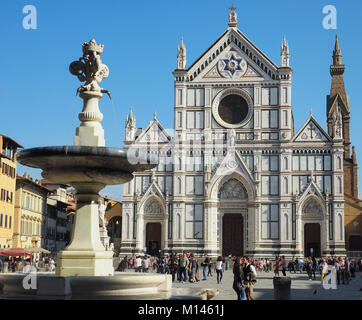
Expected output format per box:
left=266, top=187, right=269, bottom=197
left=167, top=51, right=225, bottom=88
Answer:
left=292, top=115, right=332, bottom=142
left=297, top=178, right=326, bottom=214
left=139, top=178, right=165, bottom=208
left=327, top=93, right=350, bottom=117
left=210, top=149, right=255, bottom=185
left=135, top=117, right=172, bottom=144
left=187, top=28, right=277, bottom=82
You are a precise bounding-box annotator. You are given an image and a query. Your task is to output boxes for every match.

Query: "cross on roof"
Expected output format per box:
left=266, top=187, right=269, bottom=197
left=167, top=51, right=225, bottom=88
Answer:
left=229, top=4, right=237, bottom=12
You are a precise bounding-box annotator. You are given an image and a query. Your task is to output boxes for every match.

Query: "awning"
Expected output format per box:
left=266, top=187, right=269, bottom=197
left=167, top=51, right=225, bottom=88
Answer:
left=0, top=248, right=31, bottom=257
left=26, top=247, right=51, bottom=254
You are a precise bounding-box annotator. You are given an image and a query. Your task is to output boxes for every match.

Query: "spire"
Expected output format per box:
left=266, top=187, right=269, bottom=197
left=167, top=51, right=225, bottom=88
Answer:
left=228, top=4, right=238, bottom=27
left=333, top=34, right=342, bottom=65
left=177, top=37, right=186, bottom=70
left=281, top=35, right=290, bottom=67
left=125, top=106, right=136, bottom=141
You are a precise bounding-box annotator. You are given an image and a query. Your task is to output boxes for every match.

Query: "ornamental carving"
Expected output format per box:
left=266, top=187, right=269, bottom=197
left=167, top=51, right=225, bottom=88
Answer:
left=144, top=198, right=163, bottom=215
left=218, top=178, right=248, bottom=200
left=302, top=197, right=323, bottom=216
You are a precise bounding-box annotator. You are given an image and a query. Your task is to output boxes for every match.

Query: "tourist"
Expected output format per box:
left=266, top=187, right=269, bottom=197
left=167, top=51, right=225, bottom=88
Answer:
left=208, top=257, right=213, bottom=277
left=168, top=254, right=178, bottom=282
left=321, top=258, right=328, bottom=283
left=274, top=257, right=280, bottom=276
left=202, top=254, right=210, bottom=280
left=49, top=258, right=55, bottom=272
left=142, top=255, right=150, bottom=273
left=306, top=257, right=313, bottom=281
left=350, top=259, right=356, bottom=278
left=188, top=253, right=197, bottom=283
left=343, top=257, right=350, bottom=284
left=135, top=255, right=142, bottom=272
left=232, top=257, right=245, bottom=300
left=117, top=256, right=127, bottom=272
left=312, top=257, right=317, bottom=279
left=215, top=256, right=224, bottom=284
left=243, top=256, right=257, bottom=300
left=280, top=256, right=287, bottom=276
left=179, top=253, right=189, bottom=283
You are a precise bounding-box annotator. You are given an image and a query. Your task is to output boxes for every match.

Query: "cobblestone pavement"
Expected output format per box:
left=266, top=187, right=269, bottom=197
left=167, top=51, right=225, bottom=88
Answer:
left=171, top=268, right=362, bottom=300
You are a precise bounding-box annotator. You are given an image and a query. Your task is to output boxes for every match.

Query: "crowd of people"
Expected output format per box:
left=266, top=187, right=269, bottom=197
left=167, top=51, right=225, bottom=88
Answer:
left=0, top=255, right=56, bottom=273
left=115, top=253, right=362, bottom=300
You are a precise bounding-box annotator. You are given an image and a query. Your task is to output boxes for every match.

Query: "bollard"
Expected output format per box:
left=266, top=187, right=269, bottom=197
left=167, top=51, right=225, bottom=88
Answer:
left=273, top=276, right=291, bottom=300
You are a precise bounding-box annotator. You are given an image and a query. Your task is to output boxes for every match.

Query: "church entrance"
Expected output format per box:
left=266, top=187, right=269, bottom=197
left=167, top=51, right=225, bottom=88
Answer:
left=304, top=223, right=321, bottom=257
left=222, top=214, right=243, bottom=256
left=146, top=223, right=161, bottom=256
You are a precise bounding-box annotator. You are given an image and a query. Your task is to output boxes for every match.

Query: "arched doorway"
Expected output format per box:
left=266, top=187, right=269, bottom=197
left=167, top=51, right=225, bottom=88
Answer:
left=218, top=178, right=248, bottom=257
left=146, top=223, right=161, bottom=256
left=304, top=223, right=321, bottom=257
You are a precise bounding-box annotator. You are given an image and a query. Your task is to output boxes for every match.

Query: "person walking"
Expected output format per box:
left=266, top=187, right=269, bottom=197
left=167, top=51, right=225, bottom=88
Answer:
left=202, top=254, right=210, bottom=280
left=280, top=256, right=287, bottom=276
left=142, top=255, right=150, bottom=273
left=207, top=257, right=213, bottom=277
left=232, top=257, right=246, bottom=300
left=215, top=256, right=224, bottom=284
left=306, top=257, right=313, bottom=281
left=243, top=256, right=257, bottom=300
left=168, top=254, right=177, bottom=282
left=274, top=257, right=280, bottom=276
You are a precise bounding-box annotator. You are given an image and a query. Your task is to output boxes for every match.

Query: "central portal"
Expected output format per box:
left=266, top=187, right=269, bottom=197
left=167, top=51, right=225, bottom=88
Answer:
left=146, top=223, right=161, bottom=256
left=304, top=223, right=321, bottom=257
left=222, top=214, right=243, bottom=256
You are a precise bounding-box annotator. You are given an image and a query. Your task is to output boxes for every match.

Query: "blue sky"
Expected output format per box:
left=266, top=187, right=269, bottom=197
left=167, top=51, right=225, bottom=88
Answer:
left=1, top=0, right=361, bottom=200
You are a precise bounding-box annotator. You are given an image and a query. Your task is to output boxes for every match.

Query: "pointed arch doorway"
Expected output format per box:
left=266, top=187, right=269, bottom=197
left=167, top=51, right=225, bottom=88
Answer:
left=304, top=223, right=321, bottom=257
left=146, top=223, right=161, bottom=256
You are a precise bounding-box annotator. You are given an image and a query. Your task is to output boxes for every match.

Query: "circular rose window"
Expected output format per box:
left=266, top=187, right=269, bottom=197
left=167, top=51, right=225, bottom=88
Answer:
left=218, top=94, right=249, bottom=125
left=212, top=88, right=253, bottom=128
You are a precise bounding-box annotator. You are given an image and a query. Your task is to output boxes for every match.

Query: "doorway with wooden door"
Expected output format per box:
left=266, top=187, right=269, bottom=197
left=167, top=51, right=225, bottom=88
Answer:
left=222, top=214, right=244, bottom=257
left=146, top=222, right=161, bottom=256
left=304, top=223, right=321, bottom=257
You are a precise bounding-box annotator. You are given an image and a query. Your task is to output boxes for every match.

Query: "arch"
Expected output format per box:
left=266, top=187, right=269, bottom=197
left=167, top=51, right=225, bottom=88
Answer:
left=208, top=170, right=255, bottom=201
left=218, top=178, right=248, bottom=200
left=142, top=197, right=164, bottom=215
left=302, top=196, right=324, bottom=216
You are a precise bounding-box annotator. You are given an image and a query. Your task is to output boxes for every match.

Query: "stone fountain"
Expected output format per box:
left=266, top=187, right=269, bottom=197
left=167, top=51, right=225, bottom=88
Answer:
left=0, top=39, right=217, bottom=300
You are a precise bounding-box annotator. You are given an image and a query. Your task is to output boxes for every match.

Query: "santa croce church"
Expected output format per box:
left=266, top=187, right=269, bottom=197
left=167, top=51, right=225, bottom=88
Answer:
left=119, top=8, right=361, bottom=258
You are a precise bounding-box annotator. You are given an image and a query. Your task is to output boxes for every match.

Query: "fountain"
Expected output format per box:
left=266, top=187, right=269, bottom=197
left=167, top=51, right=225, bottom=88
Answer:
left=0, top=39, right=217, bottom=300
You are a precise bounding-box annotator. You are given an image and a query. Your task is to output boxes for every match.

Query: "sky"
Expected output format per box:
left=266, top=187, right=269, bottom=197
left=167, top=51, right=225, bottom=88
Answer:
left=1, top=0, right=361, bottom=200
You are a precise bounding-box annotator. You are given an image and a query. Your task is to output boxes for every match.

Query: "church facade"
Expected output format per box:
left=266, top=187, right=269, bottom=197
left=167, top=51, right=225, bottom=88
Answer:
left=120, top=9, right=354, bottom=258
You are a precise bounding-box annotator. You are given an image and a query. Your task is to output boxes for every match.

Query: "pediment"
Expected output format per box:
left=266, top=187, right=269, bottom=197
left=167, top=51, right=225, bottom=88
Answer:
left=292, top=115, right=331, bottom=143
left=135, top=118, right=171, bottom=144
left=187, top=28, right=278, bottom=83
left=327, top=93, right=350, bottom=117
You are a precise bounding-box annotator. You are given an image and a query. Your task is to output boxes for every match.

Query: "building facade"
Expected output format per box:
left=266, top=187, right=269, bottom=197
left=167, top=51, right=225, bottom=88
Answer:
left=13, top=175, right=50, bottom=249
left=41, top=180, right=69, bottom=253
left=120, top=10, right=356, bottom=258
left=0, top=135, right=22, bottom=248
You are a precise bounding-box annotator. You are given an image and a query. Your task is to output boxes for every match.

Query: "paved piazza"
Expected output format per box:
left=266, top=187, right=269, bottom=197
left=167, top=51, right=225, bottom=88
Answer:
left=172, top=268, right=362, bottom=300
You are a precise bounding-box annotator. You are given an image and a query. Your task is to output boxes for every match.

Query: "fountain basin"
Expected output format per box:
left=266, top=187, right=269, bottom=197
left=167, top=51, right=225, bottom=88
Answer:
left=17, top=146, right=156, bottom=186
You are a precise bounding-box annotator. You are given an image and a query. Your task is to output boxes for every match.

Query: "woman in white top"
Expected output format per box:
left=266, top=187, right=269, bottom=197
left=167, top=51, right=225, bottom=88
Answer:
left=215, top=256, right=224, bottom=284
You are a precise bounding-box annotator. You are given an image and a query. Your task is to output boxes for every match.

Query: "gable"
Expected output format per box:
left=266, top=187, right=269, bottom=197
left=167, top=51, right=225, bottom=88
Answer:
left=187, top=28, right=278, bottom=83
left=293, top=116, right=331, bottom=143
left=135, top=119, right=171, bottom=144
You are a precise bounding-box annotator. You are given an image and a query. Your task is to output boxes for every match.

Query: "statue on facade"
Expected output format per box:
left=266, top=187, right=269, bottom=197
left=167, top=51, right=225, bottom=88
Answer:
left=69, top=38, right=111, bottom=99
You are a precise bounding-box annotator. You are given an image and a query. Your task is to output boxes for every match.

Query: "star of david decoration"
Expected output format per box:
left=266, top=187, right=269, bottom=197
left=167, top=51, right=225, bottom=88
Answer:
left=223, top=55, right=242, bottom=75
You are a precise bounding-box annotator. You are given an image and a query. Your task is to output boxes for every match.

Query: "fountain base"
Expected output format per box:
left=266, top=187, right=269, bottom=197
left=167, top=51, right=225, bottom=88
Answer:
left=0, top=273, right=218, bottom=300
